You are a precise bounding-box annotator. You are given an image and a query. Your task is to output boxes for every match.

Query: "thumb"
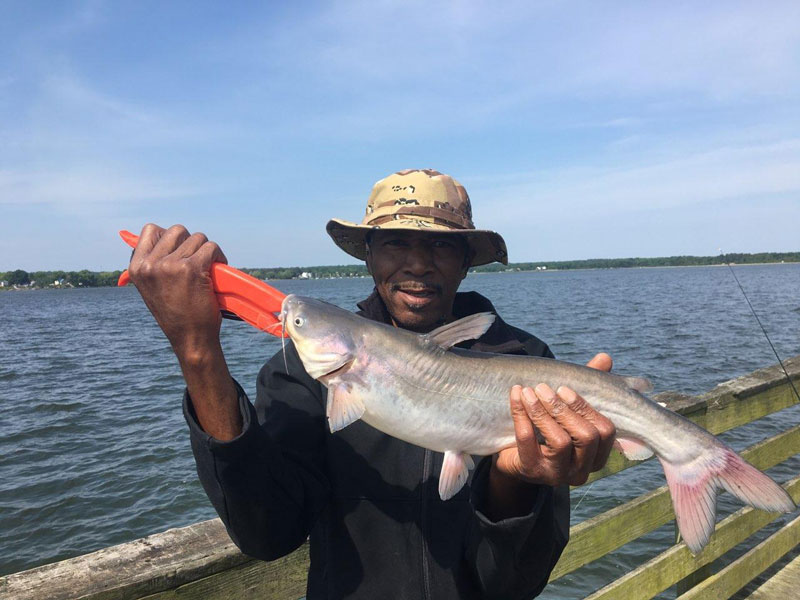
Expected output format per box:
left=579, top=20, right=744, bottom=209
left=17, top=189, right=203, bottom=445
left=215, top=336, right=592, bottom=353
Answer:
left=586, top=352, right=612, bottom=372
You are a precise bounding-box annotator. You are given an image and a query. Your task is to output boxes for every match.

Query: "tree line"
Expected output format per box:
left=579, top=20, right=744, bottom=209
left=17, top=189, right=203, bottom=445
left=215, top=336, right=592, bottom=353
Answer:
left=0, top=269, right=124, bottom=288
left=469, top=252, right=800, bottom=273
left=2, top=252, right=797, bottom=288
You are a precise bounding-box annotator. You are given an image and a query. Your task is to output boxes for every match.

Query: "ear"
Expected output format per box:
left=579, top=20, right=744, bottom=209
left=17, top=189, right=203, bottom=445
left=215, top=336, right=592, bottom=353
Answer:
left=364, top=239, right=372, bottom=274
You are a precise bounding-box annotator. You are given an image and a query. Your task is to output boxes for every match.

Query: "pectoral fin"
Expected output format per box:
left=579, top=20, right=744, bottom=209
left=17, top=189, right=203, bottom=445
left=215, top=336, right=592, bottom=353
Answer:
left=326, top=384, right=365, bottom=433
left=438, top=451, right=475, bottom=500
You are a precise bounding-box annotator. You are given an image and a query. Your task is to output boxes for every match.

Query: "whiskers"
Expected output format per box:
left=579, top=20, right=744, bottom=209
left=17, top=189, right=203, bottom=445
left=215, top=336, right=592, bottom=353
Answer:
left=280, top=312, right=289, bottom=374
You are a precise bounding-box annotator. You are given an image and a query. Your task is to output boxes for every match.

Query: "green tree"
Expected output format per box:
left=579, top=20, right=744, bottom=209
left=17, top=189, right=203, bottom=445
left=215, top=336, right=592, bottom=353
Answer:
left=71, top=270, right=98, bottom=287
left=7, top=269, right=30, bottom=285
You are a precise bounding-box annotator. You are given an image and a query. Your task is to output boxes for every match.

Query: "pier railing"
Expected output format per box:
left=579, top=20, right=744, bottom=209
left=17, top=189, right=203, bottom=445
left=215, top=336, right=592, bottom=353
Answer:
left=2, top=357, right=799, bottom=600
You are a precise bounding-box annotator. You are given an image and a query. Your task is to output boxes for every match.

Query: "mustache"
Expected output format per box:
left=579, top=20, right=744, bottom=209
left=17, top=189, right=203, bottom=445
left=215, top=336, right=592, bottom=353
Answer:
left=391, top=281, right=442, bottom=294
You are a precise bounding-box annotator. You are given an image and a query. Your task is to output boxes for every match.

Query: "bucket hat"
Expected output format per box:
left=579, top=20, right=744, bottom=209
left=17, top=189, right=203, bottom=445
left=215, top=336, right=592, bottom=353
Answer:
left=326, top=169, right=508, bottom=266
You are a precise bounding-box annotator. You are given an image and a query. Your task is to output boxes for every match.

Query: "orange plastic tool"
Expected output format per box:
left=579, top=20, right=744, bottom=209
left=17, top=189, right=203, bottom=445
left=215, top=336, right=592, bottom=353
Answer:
left=117, top=230, right=287, bottom=337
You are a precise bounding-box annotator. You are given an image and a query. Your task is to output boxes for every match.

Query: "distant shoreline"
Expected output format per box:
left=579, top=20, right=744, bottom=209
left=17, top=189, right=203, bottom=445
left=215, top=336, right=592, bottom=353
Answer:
left=2, top=252, right=798, bottom=290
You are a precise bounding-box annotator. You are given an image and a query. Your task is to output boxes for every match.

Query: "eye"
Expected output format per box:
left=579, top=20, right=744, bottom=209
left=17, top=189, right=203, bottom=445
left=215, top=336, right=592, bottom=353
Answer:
left=294, top=317, right=305, bottom=327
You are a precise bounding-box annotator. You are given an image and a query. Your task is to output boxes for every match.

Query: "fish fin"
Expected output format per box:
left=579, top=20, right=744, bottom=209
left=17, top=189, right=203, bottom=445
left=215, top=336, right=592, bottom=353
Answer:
left=326, top=384, right=365, bottom=433
left=659, top=448, right=795, bottom=555
left=713, top=449, right=795, bottom=513
left=427, top=312, right=496, bottom=349
left=438, top=451, right=475, bottom=500
left=659, top=456, right=718, bottom=555
left=613, top=436, right=654, bottom=460
left=623, top=376, right=653, bottom=393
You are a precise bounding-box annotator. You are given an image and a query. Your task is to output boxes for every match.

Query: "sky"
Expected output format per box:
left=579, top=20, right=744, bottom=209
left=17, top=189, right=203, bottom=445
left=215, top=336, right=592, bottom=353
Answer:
left=2, top=1, right=799, bottom=271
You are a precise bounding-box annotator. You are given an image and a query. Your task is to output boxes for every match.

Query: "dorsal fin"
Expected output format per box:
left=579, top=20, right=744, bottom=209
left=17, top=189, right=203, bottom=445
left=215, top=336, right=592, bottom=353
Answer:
left=426, top=312, right=496, bottom=349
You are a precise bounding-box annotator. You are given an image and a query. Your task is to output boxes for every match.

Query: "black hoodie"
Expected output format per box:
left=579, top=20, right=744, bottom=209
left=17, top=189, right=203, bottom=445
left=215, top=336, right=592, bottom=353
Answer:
left=184, top=290, right=569, bottom=599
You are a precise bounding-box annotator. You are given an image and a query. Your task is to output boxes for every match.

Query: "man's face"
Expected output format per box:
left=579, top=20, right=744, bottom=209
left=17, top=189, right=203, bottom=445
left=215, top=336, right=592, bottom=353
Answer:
left=366, top=229, right=470, bottom=333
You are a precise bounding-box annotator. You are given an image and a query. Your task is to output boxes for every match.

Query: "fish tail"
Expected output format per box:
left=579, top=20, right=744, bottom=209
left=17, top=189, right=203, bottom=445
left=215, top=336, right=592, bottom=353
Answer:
left=658, top=448, right=795, bottom=554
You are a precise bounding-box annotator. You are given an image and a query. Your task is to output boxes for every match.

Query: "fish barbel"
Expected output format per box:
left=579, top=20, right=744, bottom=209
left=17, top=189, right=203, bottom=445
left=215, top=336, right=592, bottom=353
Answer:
left=281, top=294, right=795, bottom=554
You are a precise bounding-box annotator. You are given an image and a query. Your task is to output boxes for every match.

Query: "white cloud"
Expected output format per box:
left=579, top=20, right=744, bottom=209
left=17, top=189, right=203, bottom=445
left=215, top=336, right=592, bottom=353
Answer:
left=478, top=138, right=800, bottom=225
left=0, top=167, right=201, bottom=206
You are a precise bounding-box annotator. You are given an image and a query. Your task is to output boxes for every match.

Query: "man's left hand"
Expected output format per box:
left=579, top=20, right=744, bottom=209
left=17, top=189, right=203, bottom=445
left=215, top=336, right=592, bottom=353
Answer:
left=494, top=353, right=617, bottom=489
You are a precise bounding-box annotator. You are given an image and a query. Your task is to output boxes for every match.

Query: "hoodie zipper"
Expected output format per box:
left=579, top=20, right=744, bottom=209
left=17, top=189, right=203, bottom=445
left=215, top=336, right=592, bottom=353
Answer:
left=421, top=448, right=433, bottom=600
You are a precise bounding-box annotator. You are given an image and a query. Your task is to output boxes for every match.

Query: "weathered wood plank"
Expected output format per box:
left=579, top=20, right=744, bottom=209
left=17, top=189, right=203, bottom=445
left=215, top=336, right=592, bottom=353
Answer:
left=739, top=551, right=800, bottom=599
left=582, top=474, right=800, bottom=600
left=701, top=382, right=799, bottom=436
left=138, top=544, right=309, bottom=600
left=551, top=486, right=674, bottom=581
left=674, top=522, right=711, bottom=595
left=676, top=512, right=800, bottom=599
left=0, top=519, right=249, bottom=600
left=551, top=423, right=800, bottom=581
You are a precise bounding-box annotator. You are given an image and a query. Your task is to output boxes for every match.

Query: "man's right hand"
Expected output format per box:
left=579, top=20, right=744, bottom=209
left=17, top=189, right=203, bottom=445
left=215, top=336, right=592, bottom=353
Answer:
left=127, top=223, right=242, bottom=440
left=128, top=223, right=227, bottom=359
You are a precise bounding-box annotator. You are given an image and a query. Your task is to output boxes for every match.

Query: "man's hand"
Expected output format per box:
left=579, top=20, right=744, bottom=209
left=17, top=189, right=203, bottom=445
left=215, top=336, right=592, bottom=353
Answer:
left=485, top=353, right=616, bottom=520
left=128, top=223, right=227, bottom=359
left=127, top=223, right=241, bottom=440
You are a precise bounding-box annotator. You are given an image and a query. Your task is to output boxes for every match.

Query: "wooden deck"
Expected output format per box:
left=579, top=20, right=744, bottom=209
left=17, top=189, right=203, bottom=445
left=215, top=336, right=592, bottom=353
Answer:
left=2, top=356, right=799, bottom=600
left=740, top=550, right=800, bottom=599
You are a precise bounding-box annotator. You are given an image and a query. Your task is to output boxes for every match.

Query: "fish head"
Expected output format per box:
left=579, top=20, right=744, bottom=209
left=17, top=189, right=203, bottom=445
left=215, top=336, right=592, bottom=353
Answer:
left=281, top=294, right=358, bottom=380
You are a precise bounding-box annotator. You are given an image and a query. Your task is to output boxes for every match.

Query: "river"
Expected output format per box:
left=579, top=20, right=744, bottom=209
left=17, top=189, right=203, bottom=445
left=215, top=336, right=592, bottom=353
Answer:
left=1, top=264, right=798, bottom=597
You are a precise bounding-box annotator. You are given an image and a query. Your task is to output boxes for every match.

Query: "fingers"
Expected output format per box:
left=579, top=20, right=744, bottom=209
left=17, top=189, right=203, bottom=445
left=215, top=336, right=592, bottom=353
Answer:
left=192, top=239, right=228, bottom=267
left=510, top=385, right=575, bottom=486
left=586, top=352, right=613, bottom=372
left=532, top=385, right=599, bottom=485
left=132, top=223, right=166, bottom=264
left=511, top=383, right=612, bottom=486
left=176, top=232, right=209, bottom=258
left=131, top=225, right=223, bottom=273
left=556, top=385, right=617, bottom=472
left=509, top=385, right=543, bottom=468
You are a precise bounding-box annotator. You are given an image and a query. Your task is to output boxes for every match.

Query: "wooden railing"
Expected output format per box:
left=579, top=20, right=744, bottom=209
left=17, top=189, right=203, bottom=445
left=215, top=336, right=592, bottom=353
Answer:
left=2, top=357, right=799, bottom=600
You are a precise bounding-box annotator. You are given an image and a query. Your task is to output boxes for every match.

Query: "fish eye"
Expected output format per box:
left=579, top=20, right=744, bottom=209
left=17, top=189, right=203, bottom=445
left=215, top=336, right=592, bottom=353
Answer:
left=294, top=317, right=305, bottom=327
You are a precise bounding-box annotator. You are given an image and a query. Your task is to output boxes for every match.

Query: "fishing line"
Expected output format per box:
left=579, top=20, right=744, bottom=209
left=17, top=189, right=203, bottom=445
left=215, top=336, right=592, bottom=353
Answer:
left=719, top=251, right=800, bottom=402
left=571, top=479, right=596, bottom=516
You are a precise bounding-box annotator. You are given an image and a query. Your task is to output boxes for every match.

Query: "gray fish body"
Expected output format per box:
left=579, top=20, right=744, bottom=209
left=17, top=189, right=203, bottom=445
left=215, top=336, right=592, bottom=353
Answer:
left=341, top=326, right=674, bottom=456
left=282, top=294, right=795, bottom=554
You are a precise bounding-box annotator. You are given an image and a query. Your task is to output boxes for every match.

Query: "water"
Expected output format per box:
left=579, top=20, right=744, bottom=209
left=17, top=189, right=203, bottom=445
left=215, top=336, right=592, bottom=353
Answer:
left=1, top=265, right=799, bottom=596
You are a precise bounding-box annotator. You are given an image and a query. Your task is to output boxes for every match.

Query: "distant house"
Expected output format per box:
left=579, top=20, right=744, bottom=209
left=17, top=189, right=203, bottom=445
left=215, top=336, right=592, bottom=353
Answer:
left=0, top=281, right=7, bottom=287
left=298, top=272, right=313, bottom=279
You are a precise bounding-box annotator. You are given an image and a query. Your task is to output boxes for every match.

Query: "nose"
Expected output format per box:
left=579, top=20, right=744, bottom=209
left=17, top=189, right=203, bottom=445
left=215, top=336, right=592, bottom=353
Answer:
left=402, top=240, right=435, bottom=276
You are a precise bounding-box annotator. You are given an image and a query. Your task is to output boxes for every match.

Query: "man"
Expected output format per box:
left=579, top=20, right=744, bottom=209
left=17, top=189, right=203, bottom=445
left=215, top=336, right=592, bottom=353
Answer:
left=128, top=169, right=616, bottom=599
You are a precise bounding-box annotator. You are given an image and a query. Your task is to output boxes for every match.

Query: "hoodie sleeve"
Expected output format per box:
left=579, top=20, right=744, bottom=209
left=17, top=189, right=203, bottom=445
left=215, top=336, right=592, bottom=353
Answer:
left=464, top=459, right=570, bottom=599
left=183, top=343, right=330, bottom=561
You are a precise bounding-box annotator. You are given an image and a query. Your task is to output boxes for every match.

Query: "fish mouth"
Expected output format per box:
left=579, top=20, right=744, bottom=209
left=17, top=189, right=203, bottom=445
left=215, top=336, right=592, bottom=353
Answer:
left=318, top=358, right=354, bottom=385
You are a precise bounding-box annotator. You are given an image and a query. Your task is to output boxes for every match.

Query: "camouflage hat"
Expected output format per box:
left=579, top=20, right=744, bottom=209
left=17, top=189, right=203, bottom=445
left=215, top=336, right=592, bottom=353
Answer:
left=326, top=169, right=508, bottom=266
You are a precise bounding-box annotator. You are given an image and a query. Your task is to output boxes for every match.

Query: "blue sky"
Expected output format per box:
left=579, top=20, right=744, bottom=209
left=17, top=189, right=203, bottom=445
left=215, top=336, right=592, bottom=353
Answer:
left=2, top=1, right=799, bottom=270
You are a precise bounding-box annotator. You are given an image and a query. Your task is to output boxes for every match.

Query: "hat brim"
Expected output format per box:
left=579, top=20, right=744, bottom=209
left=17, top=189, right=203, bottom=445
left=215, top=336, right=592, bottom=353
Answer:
left=326, top=218, right=508, bottom=267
